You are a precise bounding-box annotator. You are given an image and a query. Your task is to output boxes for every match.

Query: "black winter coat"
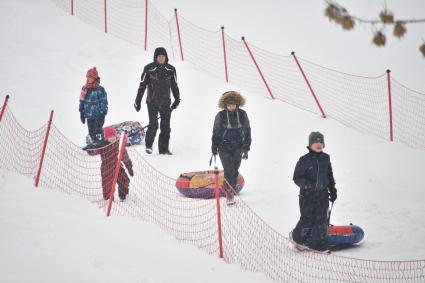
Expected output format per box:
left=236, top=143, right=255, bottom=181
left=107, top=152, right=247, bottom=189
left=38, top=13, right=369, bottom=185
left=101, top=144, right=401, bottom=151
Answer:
left=293, top=149, right=336, bottom=194
left=136, top=62, right=180, bottom=107
left=212, top=108, right=251, bottom=152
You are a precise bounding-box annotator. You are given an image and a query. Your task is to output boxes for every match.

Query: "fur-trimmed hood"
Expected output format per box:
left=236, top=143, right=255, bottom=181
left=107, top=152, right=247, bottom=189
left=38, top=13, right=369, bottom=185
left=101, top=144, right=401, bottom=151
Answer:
left=218, top=91, right=246, bottom=109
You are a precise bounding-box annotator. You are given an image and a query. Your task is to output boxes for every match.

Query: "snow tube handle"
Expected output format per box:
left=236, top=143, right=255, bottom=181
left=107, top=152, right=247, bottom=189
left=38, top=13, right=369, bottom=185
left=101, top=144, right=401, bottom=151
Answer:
left=209, top=155, right=216, bottom=167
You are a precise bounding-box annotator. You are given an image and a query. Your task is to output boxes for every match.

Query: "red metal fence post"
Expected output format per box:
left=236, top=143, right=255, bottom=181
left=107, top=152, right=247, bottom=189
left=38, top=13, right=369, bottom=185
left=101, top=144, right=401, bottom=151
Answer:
left=71, top=0, right=74, bottom=16
left=104, top=0, right=108, bottom=33
left=0, top=95, right=10, bottom=123
left=221, top=27, right=229, bottom=83
left=386, top=69, right=394, bottom=142
left=34, top=110, right=54, bottom=187
left=174, top=9, right=184, bottom=61
left=291, top=52, right=326, bottom=118
left=241, top=37, right=275, bottom=99
left=144, top=0, right=148, bottom=51
left=107, top=135, right=128, bottom=217
left=214, top=167, right=224, bottom=258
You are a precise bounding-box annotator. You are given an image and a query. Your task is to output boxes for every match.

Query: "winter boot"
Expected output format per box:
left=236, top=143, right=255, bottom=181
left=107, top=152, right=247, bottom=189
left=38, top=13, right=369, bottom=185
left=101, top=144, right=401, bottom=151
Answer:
left=92, top=134, right=109, bottom=148
left=159, top=150, right=172, bottom=155
left=289, top=231, right=309, bottom=251
left=95, top=140, right=110, bottom=148
left=226, top=196, right=236, bottom=206
left=82, top=144, right=96, bottom=151
left=146, top=147, right=153, bottom=154
left=223, top=181, right=236, bottom=205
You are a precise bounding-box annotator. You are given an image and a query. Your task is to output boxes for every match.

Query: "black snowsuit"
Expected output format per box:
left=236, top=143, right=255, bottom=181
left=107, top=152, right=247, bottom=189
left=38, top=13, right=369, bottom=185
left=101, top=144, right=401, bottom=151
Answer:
left=292, top=148, right=336, bottom=251
left=212, top=108, right=251, bottom=191
left=135, top=48, right=180, bottom=153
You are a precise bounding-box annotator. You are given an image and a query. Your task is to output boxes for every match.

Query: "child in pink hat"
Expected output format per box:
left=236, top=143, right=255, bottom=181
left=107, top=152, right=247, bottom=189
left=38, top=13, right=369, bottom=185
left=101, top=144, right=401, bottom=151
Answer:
left=79, top=67, right=109, bottom=150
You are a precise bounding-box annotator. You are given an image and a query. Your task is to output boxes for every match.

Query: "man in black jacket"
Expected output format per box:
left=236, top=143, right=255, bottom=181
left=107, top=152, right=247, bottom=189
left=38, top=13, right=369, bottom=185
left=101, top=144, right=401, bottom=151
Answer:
left=290, top=132, right=337, bottom=252
left=212, top=91, right=251, bottom=205
left=134, top=47, right=180, bottom=155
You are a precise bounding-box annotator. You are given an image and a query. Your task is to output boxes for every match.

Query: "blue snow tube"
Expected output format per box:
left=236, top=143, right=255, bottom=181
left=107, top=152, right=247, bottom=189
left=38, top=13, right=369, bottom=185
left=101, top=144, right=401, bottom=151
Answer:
left=328, top=224, right=364, bottom=246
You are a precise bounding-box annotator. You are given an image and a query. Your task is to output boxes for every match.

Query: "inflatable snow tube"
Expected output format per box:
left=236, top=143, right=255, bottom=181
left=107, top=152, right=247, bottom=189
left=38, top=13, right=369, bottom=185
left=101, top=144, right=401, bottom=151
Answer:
left=176, top=170, right=244, bottom=198
left=86, top=121, right=145, bottom=147
left=328, top=224, right=364, bottom=246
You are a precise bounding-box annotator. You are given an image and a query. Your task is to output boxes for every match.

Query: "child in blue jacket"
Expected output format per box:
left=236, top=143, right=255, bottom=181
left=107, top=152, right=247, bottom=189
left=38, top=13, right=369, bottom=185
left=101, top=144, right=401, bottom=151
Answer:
left=79, top=67, right=109, bottom=150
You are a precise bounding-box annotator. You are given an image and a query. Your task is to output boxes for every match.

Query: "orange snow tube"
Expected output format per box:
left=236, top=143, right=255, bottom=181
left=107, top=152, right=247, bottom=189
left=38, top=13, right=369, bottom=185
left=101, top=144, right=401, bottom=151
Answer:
left=175, top=170, right=244, bottom=198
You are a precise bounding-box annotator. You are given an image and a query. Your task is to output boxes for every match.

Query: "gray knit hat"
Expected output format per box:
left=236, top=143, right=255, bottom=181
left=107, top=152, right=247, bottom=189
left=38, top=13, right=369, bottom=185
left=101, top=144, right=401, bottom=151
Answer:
left=308, top=131, right=324, bottom=147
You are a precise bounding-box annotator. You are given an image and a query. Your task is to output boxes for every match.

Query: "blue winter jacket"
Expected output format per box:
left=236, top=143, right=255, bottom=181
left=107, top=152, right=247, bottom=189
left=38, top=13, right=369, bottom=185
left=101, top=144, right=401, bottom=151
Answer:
left=79, top=86, right=108, bottom=119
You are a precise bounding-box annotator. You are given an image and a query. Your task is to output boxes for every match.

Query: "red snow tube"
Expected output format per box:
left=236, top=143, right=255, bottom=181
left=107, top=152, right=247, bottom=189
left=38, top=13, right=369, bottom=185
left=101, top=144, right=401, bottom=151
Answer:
left=175, top=170, right=245, bottom=198
left=328, top=224, right=364, bottom=246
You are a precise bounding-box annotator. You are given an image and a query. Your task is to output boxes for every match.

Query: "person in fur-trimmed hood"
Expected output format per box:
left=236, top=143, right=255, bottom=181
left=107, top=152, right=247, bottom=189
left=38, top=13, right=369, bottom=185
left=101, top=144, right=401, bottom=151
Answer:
left=211, top=91, right=251, bottom=205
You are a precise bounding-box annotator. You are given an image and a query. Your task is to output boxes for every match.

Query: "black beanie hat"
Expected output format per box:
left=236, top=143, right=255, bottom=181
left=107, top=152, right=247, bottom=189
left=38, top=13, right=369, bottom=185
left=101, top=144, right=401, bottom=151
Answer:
left=153, top=47, right=168, bottom=63
left=308, top=131, right=324, bottom=147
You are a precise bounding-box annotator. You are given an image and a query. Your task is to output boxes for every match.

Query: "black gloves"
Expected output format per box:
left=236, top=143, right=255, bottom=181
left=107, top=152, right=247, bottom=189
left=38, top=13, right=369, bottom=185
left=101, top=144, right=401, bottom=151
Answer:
left=329, top=187, right=337, bottom=202
left=171, top=99, right=180, bottom=110
left=127, top=165, right=134, bottom=177
left=212, top=145, right=218, bottom=156
left=80, top=112, right=85, bottom=124
left=134, top=90, right=143, bottom=112
left=303, top=183, right=314, bottom=191
left=134, top=100, right=141, bottom=112
left=242, top=149, right=249, bottom=160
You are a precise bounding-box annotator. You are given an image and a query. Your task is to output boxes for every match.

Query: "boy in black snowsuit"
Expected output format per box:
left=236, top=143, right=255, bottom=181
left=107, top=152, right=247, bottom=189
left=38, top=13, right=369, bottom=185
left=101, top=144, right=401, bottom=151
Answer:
left=211, top=91, right=251, bottom=205
left=134, top=47, right=180, bottom=155
left=290, top=132, right=337, bottom=251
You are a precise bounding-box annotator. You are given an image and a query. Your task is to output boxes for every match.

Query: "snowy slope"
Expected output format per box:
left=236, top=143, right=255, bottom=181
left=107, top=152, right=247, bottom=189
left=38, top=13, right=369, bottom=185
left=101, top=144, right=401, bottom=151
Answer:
left=0, top=170, right=275, bottom=283
left=0, top=1, right=425, bottom=282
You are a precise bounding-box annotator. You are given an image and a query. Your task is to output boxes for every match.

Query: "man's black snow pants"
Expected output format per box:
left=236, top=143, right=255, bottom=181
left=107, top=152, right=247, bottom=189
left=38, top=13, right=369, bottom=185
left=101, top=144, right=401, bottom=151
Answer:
left=145, top=103, right=172, bottom=153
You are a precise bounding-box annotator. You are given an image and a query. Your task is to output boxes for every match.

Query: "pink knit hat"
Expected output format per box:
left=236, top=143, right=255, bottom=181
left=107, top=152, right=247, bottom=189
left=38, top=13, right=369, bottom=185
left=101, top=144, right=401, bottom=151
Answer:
left=103, top=126, right=117, bottom=140
left=86, top=67, right=99, bottom=79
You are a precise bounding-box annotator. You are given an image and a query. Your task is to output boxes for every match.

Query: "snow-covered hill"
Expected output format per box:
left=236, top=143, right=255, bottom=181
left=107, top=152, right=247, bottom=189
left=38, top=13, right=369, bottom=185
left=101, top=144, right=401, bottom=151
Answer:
left=0, top=0, right=424, bottom=282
